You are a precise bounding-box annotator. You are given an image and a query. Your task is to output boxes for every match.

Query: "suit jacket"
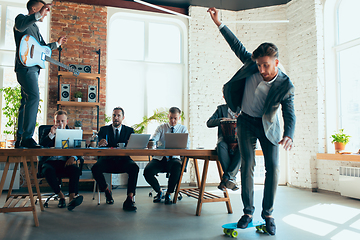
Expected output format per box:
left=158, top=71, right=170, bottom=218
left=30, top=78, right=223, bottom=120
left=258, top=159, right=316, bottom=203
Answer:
left=207, top=104, right=233, bottom=139
left=220, top=25, right=296, bottom=145
left=98, top=124, right=134, bottom=148
left=13, top=13, right=58, bottom=72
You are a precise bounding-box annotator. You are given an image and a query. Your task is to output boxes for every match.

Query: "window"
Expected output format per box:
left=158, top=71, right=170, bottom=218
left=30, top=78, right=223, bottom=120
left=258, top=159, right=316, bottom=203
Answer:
left=0, top=1, right=48, bottom=141
left=107, top=9, right=188, bottom=134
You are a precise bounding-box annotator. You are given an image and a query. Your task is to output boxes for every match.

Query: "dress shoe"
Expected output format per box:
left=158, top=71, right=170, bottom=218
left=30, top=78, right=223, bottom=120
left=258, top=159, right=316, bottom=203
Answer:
left=21, top=138, right=42, bottom=148
left=164, top=194, right=173, bottom=205
left=105, top=189, right=114, bottom=204
left=237, top=215, right=253, bottom=229
left=123, top=197, right=137, bottom=211
left=264, top=217, right=276, bottom=235
left=58, top=198, right=66, bottom=208
left=67, top=195, right=83, bottom=211
left=153, top=191, right=163, bottom=203
left=217, top=181, right=226, bottom=192
left=225, top=179, right=239, bottom=191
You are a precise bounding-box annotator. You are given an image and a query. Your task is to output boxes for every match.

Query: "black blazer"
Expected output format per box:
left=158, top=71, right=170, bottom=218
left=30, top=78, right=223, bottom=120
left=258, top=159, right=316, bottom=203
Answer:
left=98, top=124, right=134, bottom=148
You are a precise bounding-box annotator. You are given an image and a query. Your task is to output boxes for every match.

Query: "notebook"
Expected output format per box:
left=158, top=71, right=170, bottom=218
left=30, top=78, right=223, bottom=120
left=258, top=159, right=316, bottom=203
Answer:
left=55, top=129, right=83, bottom=148
left=125, top=134, right=151, bottom=149
left=165, top=133, right=188, bottom=149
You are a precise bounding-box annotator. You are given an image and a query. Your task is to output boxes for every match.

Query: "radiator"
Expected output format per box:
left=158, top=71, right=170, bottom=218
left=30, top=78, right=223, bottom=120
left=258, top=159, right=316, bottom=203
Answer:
left=339, top=166, right=360, bottom=199
left=0, top=163, right=20, bottom=190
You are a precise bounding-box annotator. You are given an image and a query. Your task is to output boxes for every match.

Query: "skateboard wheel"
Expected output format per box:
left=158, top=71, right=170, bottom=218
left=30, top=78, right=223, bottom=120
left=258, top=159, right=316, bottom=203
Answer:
left=231, top=230, right=238, bottom=238
left=223, top=228, right=230, bottom=235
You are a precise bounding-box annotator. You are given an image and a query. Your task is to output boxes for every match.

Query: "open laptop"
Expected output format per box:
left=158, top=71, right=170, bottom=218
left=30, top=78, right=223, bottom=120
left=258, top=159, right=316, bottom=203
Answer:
left=165, top=133, right=188, bottom=149
left=125, top=134, right=151, bottom=149
left=55, top=129, right=83, bottom=148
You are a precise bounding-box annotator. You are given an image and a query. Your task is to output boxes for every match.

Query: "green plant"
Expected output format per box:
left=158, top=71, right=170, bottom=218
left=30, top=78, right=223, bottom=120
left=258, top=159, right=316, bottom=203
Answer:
left=0, top=86, right=42, bottom=139
left=74, top=91, right=83, bottom=98
left=104, top=114, right=111, bottom=124
left=330, top=129, right=351, bottom=144
left=74, top=120, right=82, bottom=127
left=131, top=108, right=185, bottom=134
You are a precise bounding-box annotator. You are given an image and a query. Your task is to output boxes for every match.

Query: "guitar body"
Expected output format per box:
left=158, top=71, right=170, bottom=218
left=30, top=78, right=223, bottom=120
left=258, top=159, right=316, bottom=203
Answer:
left=19, top=34, right=52, bottom=69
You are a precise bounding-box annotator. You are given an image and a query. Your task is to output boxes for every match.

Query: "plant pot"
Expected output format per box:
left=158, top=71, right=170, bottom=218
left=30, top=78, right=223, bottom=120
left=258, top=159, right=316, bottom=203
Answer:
left=334, top=142, right=345, bottom=152
left=75, top=127, right=81, bottom=130
left=76, top=98, right=82, bottom=102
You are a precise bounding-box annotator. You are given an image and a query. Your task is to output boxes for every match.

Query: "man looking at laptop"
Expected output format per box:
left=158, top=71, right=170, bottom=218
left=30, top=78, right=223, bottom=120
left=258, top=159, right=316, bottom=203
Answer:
left=143, top=107, right=189, bottom=205
left=91, top=107, right=139, bottom=211
left=39, top=110, right=83, bottom=210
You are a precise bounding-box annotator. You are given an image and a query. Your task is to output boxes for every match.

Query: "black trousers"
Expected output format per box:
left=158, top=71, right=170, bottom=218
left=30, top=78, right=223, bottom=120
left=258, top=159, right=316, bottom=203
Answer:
left=143, top=157, right=182, bottom=194
left=91, top=156, right=139, bottom=195
left=238, top=113, right=279, bottom=218
left=41, top=160, right=81, bottom=195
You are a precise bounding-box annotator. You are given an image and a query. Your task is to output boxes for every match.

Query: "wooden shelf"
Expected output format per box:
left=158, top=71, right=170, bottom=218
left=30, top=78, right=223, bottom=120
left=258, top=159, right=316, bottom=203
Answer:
left=57, top=101, right=100, bottom=107
left=58, top=71, right=103, bottom=80
left=317, top=153, right=360, bottom=162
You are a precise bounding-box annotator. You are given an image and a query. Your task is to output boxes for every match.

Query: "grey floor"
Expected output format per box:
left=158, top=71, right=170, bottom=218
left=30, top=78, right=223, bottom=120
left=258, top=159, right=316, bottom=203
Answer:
left=0, top=185, right=360, bottom=240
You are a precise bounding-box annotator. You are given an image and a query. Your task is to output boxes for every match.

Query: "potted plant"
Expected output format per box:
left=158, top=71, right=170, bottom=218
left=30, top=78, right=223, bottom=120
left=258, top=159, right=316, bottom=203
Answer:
left=74, top=120, right=82, bottom=130
left=74, top=91, right=83, bottom=102
left=330, top=129, right=351, bottom=152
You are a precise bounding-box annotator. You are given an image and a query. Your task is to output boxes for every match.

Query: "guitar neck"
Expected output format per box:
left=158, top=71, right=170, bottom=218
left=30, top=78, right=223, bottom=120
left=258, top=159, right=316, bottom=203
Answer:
left=45, top=56, right=73, bottom=72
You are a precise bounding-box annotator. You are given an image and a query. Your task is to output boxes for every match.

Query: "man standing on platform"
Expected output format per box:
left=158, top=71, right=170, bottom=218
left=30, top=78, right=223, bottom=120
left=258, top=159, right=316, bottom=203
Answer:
left=14, top=0, right=66, bottom=148
left=39, top=110, right=83, bottom=210
left=208, top=7, right=296, bottom=235
left=91, top=107, right=139, bottom=211
left=143, top=107, right=189, bottom=205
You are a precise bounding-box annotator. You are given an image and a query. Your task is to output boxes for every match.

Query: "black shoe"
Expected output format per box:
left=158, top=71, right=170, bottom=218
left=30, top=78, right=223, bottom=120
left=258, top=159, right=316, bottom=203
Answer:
left=164, top=194, right=173, bottom=205
left=237, top=215, right=253, bottom=229
left=123, top=197, right=137, bottom=211
left=14, top=140, right=21, bottom=148
left=225, top=179, right=239, bottom=191
left=21, top=138, right=42, bottom=148
left=153, top=191, right=163, bottom=203
left=67, top=195, right=83, bottom=211
left=264, top=217, right=276, bottom=235
left=105, top=189, right=114, bottom=204
left=58, top=198, right=66, bottom=208
left=217, top=181, right=226, bottom=192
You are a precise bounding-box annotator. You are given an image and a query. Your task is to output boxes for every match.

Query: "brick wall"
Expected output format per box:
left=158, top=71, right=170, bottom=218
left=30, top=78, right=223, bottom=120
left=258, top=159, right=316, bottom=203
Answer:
left=47, top=1, right=107, bottom=133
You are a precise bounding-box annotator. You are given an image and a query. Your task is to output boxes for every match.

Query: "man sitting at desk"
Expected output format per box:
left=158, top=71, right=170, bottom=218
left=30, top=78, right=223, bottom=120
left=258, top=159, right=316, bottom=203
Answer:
left=91, top=107, right=139, bottom=211
left=39, top=110, right=83, bottom=210
left=144, top=107, right=189, bottom=205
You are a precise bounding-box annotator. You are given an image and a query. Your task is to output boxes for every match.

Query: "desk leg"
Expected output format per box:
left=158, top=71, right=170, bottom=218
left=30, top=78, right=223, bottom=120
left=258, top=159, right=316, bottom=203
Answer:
left=6, top=162, right=19, bottom=200
left=173, top=157, right=188, bottom=204
left=216, top=160, right=232, bottom=214
left=22, top=157, right=39, bottom=227
left=29, top=156, right=44, bottom=211
left=0, top=158, right=10, bottom=201
left=193, top=158, right=200, bottom=187
left=196, top=158, right=209, bottom=216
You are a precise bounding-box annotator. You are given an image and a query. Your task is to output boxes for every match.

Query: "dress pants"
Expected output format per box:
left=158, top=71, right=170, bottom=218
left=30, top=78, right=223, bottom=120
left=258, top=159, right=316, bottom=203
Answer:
left=16, top=68, right=40, bottom=140
left=216, top=138, right=241, bottom=181
left=41, top=160, right=81, bottom=195
left=143, top=157, right=182, bottom=193
left=91, top=156, right=139, bottom=195
left=237, top=113, right=279, bottom=218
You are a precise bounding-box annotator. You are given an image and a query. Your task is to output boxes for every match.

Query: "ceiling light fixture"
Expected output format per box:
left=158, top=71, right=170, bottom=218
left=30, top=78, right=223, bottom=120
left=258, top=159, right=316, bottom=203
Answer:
left=134, top=0, right=191, bottom=19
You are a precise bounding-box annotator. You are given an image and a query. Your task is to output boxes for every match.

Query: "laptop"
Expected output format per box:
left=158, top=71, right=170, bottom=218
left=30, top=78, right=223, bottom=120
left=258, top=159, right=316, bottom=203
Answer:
left=55, top=129, right=83, bottom=148
left=125, top=134, right=151, bottom=149
left=165, top=133, right=188, bottom=149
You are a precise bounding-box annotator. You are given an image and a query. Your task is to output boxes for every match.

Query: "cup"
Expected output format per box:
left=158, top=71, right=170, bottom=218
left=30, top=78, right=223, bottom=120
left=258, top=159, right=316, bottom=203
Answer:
left=117, top=142, right=125, bottom=149
left=74, top=139, right=82, bottom=148
left=62, top=140, right=69, bottom=149
left=0, top=141, right=6, bottom=149
left=90, top=140, right=97, bottom=148
left=81, top=140, right=87, bottom=148
left=147, top=140, right=155, bottom=149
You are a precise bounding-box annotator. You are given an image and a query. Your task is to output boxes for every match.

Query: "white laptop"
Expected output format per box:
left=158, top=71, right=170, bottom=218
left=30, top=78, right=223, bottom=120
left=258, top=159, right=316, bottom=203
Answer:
left=125, top=134, right=151, bottom=149
left=165, top=133, right=188, bottom=149
left=55, top=129, right=83, bottom=148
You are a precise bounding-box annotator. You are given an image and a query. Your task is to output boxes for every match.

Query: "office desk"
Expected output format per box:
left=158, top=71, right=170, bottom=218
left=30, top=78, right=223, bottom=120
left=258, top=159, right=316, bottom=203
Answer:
left=0, top=148, right=262, bottom=225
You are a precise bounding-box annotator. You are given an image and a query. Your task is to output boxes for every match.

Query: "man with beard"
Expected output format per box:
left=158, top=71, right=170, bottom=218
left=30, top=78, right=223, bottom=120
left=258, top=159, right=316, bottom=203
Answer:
left=91, top=107, right=139, bottom=211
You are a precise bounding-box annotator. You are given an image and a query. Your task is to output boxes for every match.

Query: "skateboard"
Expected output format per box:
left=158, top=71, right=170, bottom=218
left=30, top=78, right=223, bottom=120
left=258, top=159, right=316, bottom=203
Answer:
left=222, top=220, right=267, bottom=238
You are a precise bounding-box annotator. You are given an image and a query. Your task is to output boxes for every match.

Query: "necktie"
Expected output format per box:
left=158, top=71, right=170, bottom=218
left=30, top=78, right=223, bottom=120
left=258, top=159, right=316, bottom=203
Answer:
left=171, top=127, right=174, bottom=133
left=115, top=129, right=119, bottom=142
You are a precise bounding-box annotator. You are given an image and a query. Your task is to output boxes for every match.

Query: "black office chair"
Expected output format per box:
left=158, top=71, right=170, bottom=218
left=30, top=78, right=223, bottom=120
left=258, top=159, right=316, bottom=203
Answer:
left=36, top=125, right=84, bottom=207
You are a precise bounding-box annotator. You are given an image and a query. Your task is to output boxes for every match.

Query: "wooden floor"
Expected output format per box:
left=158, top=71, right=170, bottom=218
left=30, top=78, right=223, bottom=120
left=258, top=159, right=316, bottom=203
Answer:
left=0, top=186, right=360, bottom=240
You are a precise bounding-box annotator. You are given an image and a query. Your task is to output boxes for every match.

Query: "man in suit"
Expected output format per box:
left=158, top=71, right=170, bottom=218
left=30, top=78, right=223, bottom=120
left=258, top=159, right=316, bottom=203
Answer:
left=207, top=103, right=240, bottom=191
left=143, top=107, right=189, bottom=205
left=39, top=110, right=83, bottom=210
left=91, top=107, right=139, bottom=211
left=14, top=0, right=66, bottom=148
left=208, top=8, right=296, bottom=235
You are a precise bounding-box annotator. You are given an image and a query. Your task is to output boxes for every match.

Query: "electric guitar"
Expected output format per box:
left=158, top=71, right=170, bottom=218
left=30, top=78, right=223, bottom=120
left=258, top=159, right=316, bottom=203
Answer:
left=19, top=34, right=80, bottom=76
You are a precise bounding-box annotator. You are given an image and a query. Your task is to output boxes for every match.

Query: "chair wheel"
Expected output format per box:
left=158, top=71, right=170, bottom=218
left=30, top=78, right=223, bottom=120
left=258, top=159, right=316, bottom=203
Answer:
left=44, top=202, right=49, bottom=208
left=35, top=199, right=38, bottom=204
left=149, top=192, right=152, bottom=197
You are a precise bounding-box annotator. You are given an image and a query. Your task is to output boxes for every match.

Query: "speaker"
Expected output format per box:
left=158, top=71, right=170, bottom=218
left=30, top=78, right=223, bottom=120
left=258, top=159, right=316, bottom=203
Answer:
left=60, top=84, right=70, bottom=101
left=88, top=85, right=97, bottom=102
left=69, top=64, right=91, bottom=73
